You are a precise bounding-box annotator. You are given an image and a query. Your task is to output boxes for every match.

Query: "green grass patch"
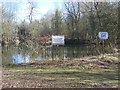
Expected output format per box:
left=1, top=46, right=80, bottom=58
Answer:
left=3, top=58, right=119, bottom=88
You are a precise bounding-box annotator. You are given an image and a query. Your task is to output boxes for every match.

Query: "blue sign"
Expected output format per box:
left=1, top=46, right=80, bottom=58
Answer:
left=98, top=32, right=108, bottom=40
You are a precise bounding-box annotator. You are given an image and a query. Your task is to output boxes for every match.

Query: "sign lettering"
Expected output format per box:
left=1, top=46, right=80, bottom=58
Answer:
left=52, top=35, right=64, bottom=45
left=98, top=32, right=108, bottom=40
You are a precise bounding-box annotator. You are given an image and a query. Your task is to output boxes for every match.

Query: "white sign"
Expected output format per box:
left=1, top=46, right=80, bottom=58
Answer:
left=98, top=32, right=108, bottom=40
left=52, top=35, right=64, bottom=45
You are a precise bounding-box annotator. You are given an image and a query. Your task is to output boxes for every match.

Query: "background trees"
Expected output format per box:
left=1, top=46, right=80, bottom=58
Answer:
left=51, top=9, right=62, bottom=35
left=1, top=2, right=17, bottom=44
left=1, top=1, right=119, bottom=46
left=17, top=23, right=30, bottom=43
left=64, top=2, right=82, bottom=38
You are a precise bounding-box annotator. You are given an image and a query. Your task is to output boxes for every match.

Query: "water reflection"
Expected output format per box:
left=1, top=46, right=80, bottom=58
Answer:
left=12, top=54, right=30, bottom=64
left=2, top=43, right=113, bottom=64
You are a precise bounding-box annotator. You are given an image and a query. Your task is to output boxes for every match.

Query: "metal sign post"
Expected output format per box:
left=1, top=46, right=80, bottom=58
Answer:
left=98, top=32, right=108, bottom=58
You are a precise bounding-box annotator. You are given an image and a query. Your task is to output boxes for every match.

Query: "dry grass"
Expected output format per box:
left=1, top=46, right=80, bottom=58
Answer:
left=2, top=54, right=119, bottom=88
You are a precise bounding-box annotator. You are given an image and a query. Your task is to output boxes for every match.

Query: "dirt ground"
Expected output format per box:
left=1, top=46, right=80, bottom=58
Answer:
left=2, top=54, right=119, bottom=88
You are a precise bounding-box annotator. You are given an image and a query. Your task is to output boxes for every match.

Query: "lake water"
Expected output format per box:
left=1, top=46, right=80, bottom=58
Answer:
left=2, top=43, right=113, bottom=64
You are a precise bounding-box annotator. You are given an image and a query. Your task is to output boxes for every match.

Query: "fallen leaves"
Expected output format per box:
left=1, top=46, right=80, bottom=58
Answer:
left=2, top=54, right=119, bottom=88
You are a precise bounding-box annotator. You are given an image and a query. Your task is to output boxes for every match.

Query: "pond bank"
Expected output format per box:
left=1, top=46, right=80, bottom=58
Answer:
left=2, top=54, right=119, bottom=88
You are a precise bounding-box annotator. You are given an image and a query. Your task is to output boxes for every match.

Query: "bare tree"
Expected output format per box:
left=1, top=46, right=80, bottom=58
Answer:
left=1, top=2, right=17, bottom=44
left=64, top=2, right=81, bottom=38
left=27, top=1, right=36, bottom=23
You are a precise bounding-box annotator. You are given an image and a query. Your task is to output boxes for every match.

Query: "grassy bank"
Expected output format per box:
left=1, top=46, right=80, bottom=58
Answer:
left=2, top=54, right=119, bottom=88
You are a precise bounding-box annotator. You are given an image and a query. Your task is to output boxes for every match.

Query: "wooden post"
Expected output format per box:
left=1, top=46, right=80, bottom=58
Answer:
left=102, top=40, right=105, bottom=58
left=62, top=45, right=64, bottom=61
left=52, top=46, right=53, bottom=62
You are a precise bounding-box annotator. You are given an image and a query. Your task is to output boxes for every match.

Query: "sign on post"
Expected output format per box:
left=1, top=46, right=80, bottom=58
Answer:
left=98, top=32, right=108, bottom=58
left=98, top=32, right=108, bottom=40
left=51, top=35, right=65, bottom=61
left=52, top=35, right=64, bottom=45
